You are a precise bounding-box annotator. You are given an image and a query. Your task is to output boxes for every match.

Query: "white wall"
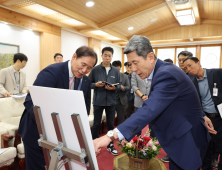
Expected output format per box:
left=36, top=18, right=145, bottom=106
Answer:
left=101, top=42, right=123, bottom=64
left=61, top=29, right=88, bottom=62
left=0, top=23, right=40, bottom=86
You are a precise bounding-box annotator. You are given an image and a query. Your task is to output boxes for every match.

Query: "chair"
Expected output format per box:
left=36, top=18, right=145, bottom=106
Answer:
left=0, top=97, right=25, bottom=169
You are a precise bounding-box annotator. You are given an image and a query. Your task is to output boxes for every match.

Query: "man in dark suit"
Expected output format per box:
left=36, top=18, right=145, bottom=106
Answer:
left=184, top=57, right=222, bottom=170
left=93, top=35, right=216, bottom=170
left=112, top=60, right=130, bottom=125
left=18, top=46, right=97, bottom=170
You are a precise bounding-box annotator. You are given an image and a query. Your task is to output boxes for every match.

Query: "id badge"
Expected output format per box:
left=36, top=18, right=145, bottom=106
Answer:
left=131, top=89, right=133, bottom=93
left=213, top=88, right=218, bottom=96
left=16, top=84, right=19, bottom=91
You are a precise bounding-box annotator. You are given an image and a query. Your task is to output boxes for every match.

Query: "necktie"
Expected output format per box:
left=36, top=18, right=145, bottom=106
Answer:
left=69, top=76, right=74, bottom=90
left=74, top=77, right=80, bottom=90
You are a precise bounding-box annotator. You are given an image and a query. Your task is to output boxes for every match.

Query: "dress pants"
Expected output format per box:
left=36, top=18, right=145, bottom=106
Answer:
left=92, top=105, right=116, bottom=140
left=125, top=103, right=135, bottom=119
left=24, top=143, right=46, bottom=170
left=202, top=115, right=222, bottom=170
left=115, top=98, right=126, bottom=125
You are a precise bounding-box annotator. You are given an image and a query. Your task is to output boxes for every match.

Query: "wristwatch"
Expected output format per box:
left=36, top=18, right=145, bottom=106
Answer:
left=140, top=94, right=144, bottom=98
left=107, top=130, right=115, bottom=141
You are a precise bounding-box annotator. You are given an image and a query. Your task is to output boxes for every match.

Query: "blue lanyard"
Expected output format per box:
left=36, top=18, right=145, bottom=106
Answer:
left=77, top=77, right=83, bottom=90
left=14, top=72, right=20, bottom=84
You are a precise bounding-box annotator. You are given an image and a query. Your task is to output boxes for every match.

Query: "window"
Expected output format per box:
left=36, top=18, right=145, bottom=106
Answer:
left=200, top=46, right=221, bottom=69
left=157, top=48, right=175, bottom=63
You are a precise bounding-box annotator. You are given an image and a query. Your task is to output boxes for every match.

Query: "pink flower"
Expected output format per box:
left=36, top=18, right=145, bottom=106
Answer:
left=155, top=141, right=159, bottom=145
left=121, top=140, right=127, bottom=147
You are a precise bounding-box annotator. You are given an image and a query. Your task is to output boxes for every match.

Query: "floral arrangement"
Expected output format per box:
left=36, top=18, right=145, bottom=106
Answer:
left=117, top=129, right=161, bottom=159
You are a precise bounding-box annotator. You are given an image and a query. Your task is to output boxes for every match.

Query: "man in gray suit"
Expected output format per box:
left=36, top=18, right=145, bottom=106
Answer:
left=0, top=53, right=28, bottom=97
left=112, top=61, right=130, bottom=125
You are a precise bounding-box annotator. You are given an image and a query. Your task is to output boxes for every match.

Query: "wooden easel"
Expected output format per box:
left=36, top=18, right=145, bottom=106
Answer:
left=33, top=106, right=95, bottom=170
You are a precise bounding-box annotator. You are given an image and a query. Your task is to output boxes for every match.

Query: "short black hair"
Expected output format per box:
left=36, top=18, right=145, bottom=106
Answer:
left=124, top=62, right=129, bottom=67
left=54, top=53, right=63, bottom=59
left=164, top=58, right=173, bottom=63
left=75, top=46, right=98, bottom=66
left=177, top=51, right=193, bottom=58
left=183, top=57, right=199, bottom=63
left=112, top=60, right=122, bottom=68
left=102, top=47, right=114, bottom=55
left=13, top=53, right=28, bottom=63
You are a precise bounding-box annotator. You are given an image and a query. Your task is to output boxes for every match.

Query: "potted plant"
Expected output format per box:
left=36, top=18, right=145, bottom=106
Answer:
left=117, top=129, right=161, bottom=170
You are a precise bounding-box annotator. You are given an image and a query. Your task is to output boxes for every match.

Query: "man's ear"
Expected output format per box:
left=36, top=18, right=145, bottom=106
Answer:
left=72, top=53, right=77, bottom=60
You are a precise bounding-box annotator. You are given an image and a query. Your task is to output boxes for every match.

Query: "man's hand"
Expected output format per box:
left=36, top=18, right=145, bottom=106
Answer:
left=93, top=135, right=112, bottom=155
left=4, top=92, right=10, bottom=97
left=142, top=95, right=148, bottom=101
left=95, top=81, right=105, bottom=87
left=105, top=85, right=116, bottom=90
left=93, top=130, right=118, bottom=155
left=120, top=85, right=124, bottom=91
left=204, top=116, right=217, bottom=134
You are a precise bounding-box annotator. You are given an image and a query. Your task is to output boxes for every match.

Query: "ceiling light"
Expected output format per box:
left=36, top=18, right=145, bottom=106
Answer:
left=172, top=0, right=190, bottom=4
left=189, top=38, right=193, bottom=41
left=176, top=9, right=195, bottom=25
left=107, top=37, right=120, bottom=40
left=151, top=18, right=157, bottom=22
left=128, top=27, right=134, bottom=30
left=91, top=30, right=107, bottom=35
left=29, top=29, right=33, bottom=31
left=62, top=19, right=85, bottom=26
left=86, top=1, right=94, bottom=7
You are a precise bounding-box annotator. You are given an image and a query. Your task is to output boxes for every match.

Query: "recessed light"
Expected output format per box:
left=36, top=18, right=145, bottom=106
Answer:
left=151, top=18, right=157, bottom=22
left=91, top=30, right=107, bottom=35
left=29, top=29, right=33, bottom=31
left=86, top=1, right=94, bottom=7
left=128, top=27, right=134, bottom=30
left=108, top=37, right=120, bottom=40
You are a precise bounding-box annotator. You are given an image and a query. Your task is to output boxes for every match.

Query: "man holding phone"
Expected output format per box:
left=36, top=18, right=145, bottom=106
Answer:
left=89, top=47, right=121, bottom=156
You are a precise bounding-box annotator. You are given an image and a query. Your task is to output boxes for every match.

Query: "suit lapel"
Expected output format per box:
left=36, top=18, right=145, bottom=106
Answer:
left=8, top=66, right=16, bottom=86
left=206, top=69, right=214, bottom=97
left=193, top=77, right=201, bottom=101
left=62, top=61, right=69, bottom=89
left=81, top=76, right=86, bottom=91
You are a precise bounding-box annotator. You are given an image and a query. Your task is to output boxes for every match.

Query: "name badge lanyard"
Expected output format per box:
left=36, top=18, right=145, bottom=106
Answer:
left=14, top=72, right=20, bottom=90
left=77, top=77, right=83, bottom=90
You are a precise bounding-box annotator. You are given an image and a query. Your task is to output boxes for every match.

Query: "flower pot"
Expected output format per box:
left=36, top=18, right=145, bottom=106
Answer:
left=128, top=156, right=150, bottom=170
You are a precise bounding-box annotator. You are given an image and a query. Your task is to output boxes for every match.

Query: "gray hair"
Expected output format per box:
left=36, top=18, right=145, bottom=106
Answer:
left=124, top=35, right=156, bottom=59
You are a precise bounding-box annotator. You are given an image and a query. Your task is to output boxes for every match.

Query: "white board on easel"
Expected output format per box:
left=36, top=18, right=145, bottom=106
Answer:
left=28, top=85, right=98, bottom=170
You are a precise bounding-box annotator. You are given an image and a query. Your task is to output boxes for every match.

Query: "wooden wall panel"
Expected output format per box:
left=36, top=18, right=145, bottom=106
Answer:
left=88, top=37, right=101, bottom=65
left=0, top=6, right=61, bottom=36
left=148, top=24, right=222, bottom=41
left=40, top=32, right=61, bottom=70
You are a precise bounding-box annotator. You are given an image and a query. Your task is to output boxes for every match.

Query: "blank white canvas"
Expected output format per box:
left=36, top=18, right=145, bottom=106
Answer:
left=28, top=85, right=98, bottom=170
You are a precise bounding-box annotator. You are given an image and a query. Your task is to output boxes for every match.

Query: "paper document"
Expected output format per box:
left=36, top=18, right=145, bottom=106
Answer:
left=10, top=93, right=27, bottom=98
left=217, top=103, right=222, bottom=119
left=0, top=148, right=9, bottom=155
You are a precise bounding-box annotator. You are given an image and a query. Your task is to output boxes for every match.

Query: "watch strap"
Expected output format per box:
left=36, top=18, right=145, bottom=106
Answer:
left=140, top=94, right=144, bottom=98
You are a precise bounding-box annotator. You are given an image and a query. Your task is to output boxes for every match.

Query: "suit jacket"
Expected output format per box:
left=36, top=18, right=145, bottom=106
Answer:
left=192, top=68, right=222, bottom=115
left=18, top=61, right=91, bottom=149
left=118, top=73, right=130, bottom=105
left=0, top=66, right=27, bottom=97
left=131, top=72, right=151, bottom=108
left=118, top=59, right=211, bottom=170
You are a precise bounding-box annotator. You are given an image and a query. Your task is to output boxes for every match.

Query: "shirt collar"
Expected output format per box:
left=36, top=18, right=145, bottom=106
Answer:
left=68, top=60, right=74, bottom=78
left=12, top=66, right=20, bottom=73
left=147, top=59, right=158, bottom=80
left=196, top=69, right=207, bottom=81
